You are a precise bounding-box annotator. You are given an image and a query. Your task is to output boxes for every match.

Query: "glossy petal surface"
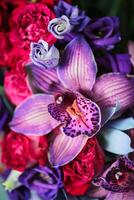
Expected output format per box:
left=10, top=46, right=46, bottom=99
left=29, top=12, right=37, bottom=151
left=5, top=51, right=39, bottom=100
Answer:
left=10, top=94, right=60, bottom=135
left=93, top=73, right=134, bottom=113
left=57, top=35, right=97, bottom=92
left=48, top=127, right=88, bottom=167
left=27, top=63, right=64, bottom=94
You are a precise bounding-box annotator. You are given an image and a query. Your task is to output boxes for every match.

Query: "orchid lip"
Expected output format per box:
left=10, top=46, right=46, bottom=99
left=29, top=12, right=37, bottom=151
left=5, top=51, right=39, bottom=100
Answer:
left=48, top=91, right=101, bottom=138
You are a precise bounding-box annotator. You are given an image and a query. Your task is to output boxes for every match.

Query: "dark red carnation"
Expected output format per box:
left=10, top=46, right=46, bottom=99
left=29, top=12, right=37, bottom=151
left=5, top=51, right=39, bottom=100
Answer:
left=4, top=47, right=32, bottom=105
left=63, top=137, right=105, bottom=196
left=2, top=131, right=48, bottom=172
left=0, top=2, right=9, bottom=31
left=0, top=32, right=12, bottom=67
left=9, top=3, right=56, bottom=49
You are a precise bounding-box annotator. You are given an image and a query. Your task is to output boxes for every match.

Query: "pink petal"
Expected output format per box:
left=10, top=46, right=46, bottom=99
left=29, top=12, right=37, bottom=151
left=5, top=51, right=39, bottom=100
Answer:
left=128, top=41, right=134, bottom=66
left=48, top=127, right=88, bottom=167
left=10, top=94, right=60, bottom=135
left=57, top=35, right=97, bottom=92
left=88, top=187, right=109, bottom=198
left=105, top=191, right=134, bottom=200
left=27, top=63, right=64, bottom=94
left=92, top=73, right=134, bottom=113
left=63, top=94, right=101, bottom=137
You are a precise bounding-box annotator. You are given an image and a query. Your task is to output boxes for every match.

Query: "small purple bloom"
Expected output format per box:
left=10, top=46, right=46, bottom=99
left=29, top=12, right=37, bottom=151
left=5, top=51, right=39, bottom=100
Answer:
left=84, top=16, right=121, bottom=49
left=8, top=186, right=30, bottom=200
left=48, top=15, right=72, bottom=39
left=30, top=39, right=60, bottom=68
left=93, top=156, right=134, bottom=192
left=96, top=52, right=132, bottom=74
left=19, top=166, right=63, bottom=200
left=48, top=0, right=90, bottom=39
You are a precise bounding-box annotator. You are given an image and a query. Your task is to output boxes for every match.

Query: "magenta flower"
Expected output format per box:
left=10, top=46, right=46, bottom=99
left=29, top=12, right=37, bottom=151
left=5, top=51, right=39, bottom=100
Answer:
left=9, top=35, right=134, bottom=165
left=91, top=156, right=134, bottom=200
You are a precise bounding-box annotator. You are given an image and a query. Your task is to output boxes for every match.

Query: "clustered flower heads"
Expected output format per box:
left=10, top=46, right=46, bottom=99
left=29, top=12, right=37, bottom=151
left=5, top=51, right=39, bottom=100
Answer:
left=0, top=0, right=134, bottom=200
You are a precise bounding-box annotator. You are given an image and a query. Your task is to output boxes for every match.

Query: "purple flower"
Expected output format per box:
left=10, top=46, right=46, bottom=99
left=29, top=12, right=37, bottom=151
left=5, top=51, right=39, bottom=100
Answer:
left=48, top=15, right=72, bottom=39
left=96, top=52, right=132, bottom=74
left=8, top=186, right=30, bottom=200
left=9, top=35, right=134, bottom=166
left=48, top=1, right=90, bottom=39
left=84, top=16, right=121, bottom=49
left=30, top=39, right=60, bottom=68
left=19, top=166, right=63, bottom=200
left=91, top=156, right=134, bottom=200
left=94, top=156, right=134, bottom=192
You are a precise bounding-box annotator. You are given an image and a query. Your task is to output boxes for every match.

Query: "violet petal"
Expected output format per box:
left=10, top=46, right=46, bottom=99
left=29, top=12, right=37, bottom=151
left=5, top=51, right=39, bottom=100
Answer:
left=27, top=63, right=64, bottom=94
left=48, top=127, right=88, bottom=167
left=92, top=73, right=134, bottom=113
left=10, top=94, right=60, bottom=135
left=100, top=104, right=120, bottom=126
left=30, top=40, right=60, bottom=68
left=57, top=35, right=97, bottom=92
left=54, top=1, right=90, bottom=32
left=48, top=15, right=72, bottom=39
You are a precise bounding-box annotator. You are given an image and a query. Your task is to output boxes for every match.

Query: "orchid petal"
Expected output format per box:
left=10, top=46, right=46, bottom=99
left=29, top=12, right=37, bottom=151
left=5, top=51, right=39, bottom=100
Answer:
left=107, top=117, right=134, bottom=130
left=128, top=40, right=134, bottom=66
left=100, top=103, right=120, bottom=126
left=105, top=191, right=134, bottom=200
left=27, top=63, right=64, bottom=94
left=57, top=35, right=97, bottom=92
left=88, top=187, right=108, bottom=198
left=48, top=127, right=88, bottom=167
left=99, top=127, right=133, bottom=154
left=92, top=73, right=134, bottom=113
left=10, top=94, right=60, bottom=135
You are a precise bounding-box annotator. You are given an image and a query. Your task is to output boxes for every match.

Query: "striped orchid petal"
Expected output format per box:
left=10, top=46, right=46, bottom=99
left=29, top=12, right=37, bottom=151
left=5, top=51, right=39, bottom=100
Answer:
left=27, top=63, right=64, bottom=94
left=10, top=94, right=60, bottom=135
left=57, top=35, right=97, bottom=92
left=48, top=127, right=88, bottom=167
left=92, top=73, right=134, bottom=113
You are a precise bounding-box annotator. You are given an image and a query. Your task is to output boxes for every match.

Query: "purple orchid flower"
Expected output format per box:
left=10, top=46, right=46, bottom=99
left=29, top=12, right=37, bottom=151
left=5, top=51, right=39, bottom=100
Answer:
left=91, top=156, right=134, bottom=200
left=9, top=35, right=134, bottom=165
left=30, top=39, right=60, bottom=68
left=19, top=166, right=63, bottom=200
left=96, top=52, right=132, bottom=74
left=84, top=16, right=121, bottom=49
left=48, top=0, right=90, bottom=39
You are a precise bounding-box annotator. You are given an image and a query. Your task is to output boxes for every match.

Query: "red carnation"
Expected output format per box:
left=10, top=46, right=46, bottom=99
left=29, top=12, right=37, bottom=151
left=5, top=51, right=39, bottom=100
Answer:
left=63, top=137, right=105, bottom=196
left=2, top=131, right=48, bottom=172
left=9, top=2, right=56, bottom=49
left=4, top=47, right=32, bottom=106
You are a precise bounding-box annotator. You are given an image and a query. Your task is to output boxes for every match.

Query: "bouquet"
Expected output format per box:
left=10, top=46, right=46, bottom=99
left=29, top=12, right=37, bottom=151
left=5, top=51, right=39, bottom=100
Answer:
left=0, top=0, right=134, bottom=199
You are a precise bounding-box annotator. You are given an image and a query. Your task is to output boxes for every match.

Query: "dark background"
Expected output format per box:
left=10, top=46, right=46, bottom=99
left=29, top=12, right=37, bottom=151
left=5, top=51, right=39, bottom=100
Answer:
left=73, top=0, right=134, bottom=41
